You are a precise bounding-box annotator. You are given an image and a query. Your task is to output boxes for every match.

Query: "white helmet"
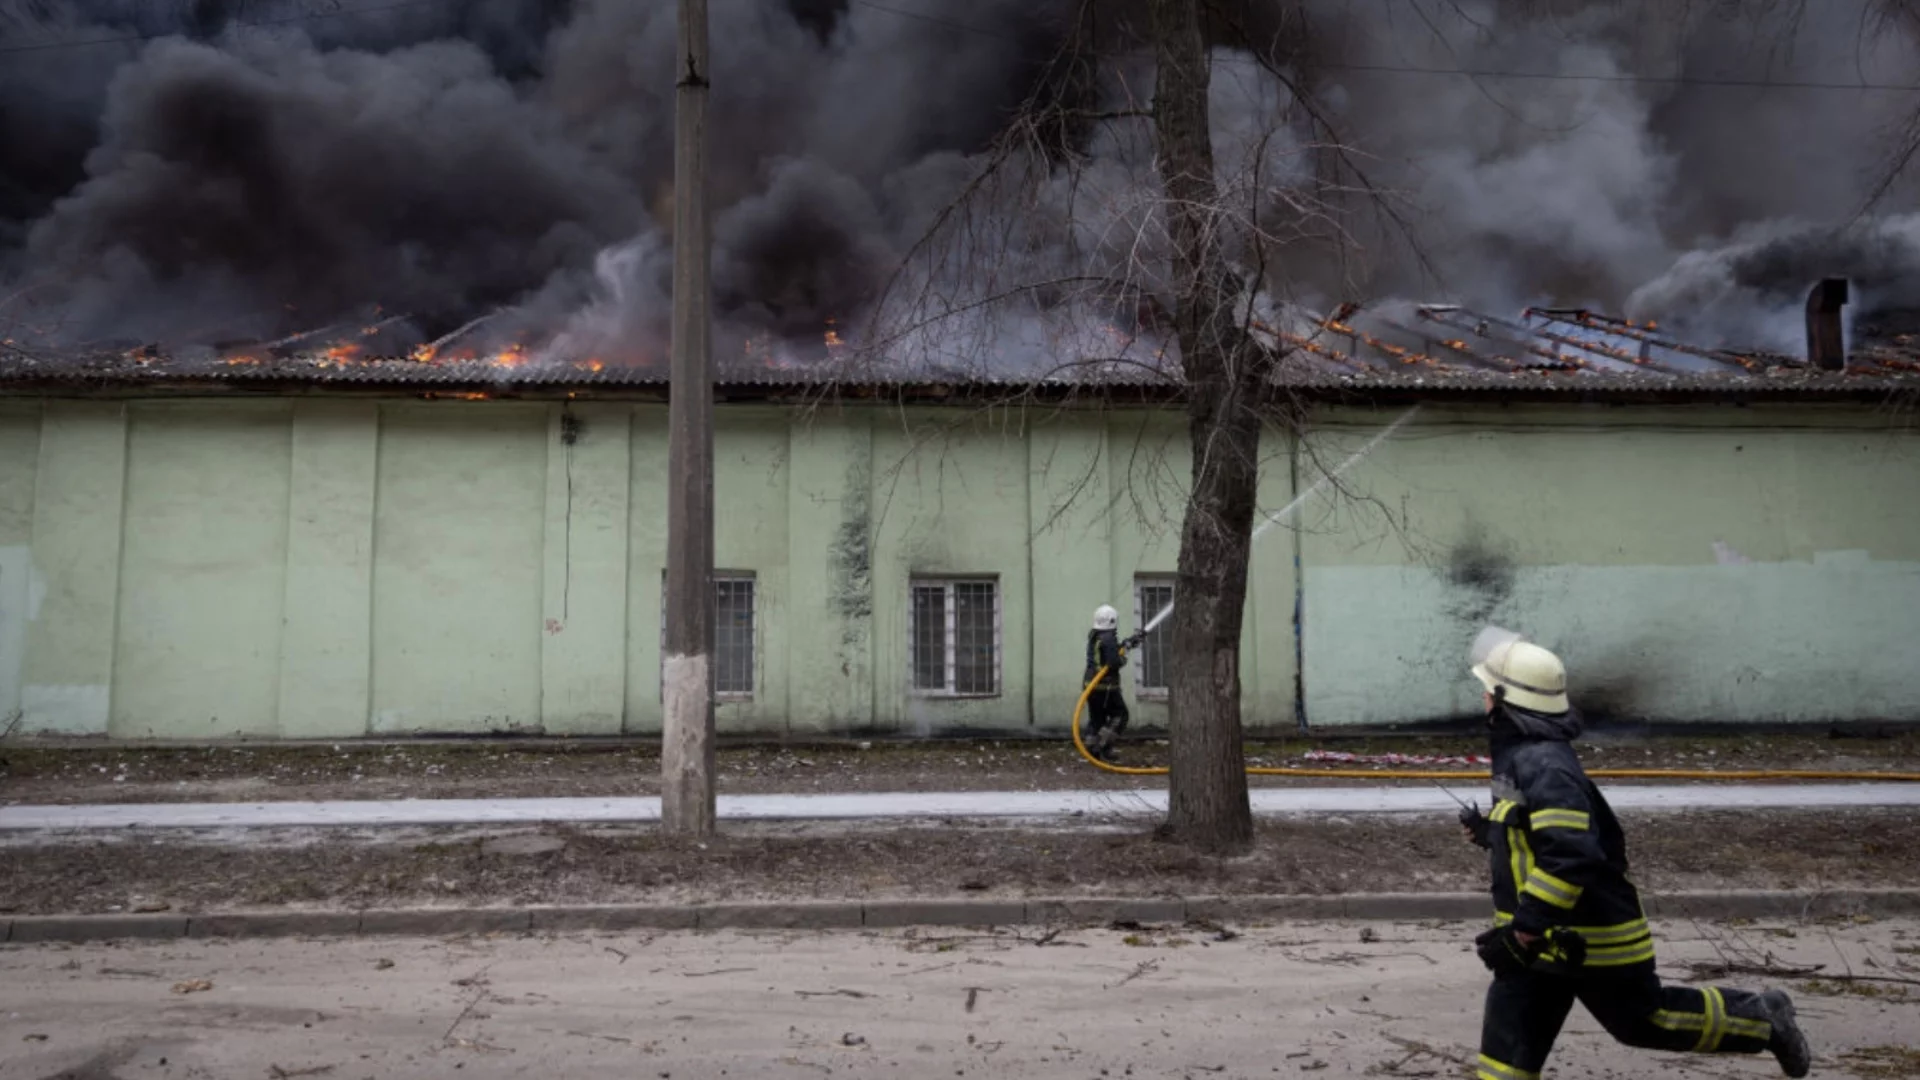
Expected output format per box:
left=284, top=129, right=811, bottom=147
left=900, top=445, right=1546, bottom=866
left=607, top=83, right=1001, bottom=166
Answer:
left=1472, top=637, right=1570, bottom=714
left=1092, top=604, right=1119, bottom=631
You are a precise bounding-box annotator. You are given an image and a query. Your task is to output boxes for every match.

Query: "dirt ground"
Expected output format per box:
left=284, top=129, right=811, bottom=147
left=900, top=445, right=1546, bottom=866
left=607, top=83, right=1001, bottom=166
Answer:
left=3, top=731, right=1918, bottom=805
left=2, top=808, right=1916, bottom=916
left=3, top=918, right=1915, bottom=1080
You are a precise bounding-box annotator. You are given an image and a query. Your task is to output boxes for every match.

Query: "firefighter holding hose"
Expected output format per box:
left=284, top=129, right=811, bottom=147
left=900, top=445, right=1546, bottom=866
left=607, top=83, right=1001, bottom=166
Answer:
left=1461, top=630, right=1813, bottom=1080
left=1083, top=605, right=1143, bottom=763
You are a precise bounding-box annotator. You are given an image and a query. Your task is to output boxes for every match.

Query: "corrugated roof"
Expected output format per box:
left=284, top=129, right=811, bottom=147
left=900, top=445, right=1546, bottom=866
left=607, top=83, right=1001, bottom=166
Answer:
left=3, top=302, right=1915, bottom=401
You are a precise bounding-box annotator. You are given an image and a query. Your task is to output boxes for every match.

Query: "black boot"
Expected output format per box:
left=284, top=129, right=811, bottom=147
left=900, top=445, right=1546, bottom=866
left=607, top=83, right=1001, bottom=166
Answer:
left=1760, top=989, right=1812, bottom=1078
left=1091, top=731, right=1118, bottom=763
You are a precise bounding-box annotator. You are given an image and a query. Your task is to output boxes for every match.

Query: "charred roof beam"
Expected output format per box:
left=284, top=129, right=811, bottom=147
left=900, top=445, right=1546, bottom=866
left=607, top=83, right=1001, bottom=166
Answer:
left=1372, top=315, right=1521, bottom=372
left=1527, top=309, right=1761, bottom=373
left=1416, top=306, right=1586, bottom=372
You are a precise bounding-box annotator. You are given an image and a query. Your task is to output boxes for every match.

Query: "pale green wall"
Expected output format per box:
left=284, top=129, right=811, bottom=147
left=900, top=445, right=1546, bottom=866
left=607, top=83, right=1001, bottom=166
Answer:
left=0, top=401, right=41, bottom=728
left=783, top=409, right=876, bottom=734
left=372, top=405, right=546, bottom=733
left=0, top=395, right=1913, bottom=739
left=113, top=402, right=291, bottom=738
left=19, top=403, right=125, bottom=733
left=1298, top=406, right=1920, bottom=726
left=625, top=407, right=792, bottom=735
left=279, top=402, right=378, bottom=739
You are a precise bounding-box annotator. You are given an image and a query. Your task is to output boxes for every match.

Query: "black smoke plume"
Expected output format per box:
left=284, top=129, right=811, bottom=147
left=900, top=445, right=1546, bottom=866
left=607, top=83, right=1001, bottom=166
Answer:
left=2, top=0, right=1916, bottom=367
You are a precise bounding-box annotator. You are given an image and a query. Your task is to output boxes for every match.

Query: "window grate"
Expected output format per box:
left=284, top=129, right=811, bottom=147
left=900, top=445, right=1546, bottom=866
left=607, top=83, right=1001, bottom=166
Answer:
left=909, top=578, right=1000, bottom=696
left=659, top=572, right=756, bottom=699
left=952, top=581, right=998, bottom=695
left=713, top=577, right=755, bottom=696
left=1134, top=578, right=1175, bottom=694
left=910, top=584, right=948, bottom=692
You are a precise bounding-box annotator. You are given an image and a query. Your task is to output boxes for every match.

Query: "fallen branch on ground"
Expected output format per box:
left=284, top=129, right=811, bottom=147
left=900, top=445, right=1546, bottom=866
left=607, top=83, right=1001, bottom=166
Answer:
left=1684, top=960, right=1920, bottom=987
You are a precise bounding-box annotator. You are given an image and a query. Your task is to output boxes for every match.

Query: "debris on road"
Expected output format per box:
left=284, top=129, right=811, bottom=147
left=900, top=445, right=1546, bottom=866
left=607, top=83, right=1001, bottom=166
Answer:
left=1, top=922, right=1910, bottom=1080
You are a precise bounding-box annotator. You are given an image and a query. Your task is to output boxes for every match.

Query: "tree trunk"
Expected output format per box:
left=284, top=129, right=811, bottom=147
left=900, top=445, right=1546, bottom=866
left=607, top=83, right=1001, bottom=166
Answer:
left=1151, top=0, right=1258, bottom=853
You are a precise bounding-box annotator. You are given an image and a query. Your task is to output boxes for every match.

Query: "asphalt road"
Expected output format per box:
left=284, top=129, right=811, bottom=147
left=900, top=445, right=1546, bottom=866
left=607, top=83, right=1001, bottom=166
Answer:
left=1, top=918, right=1913, bottom=1079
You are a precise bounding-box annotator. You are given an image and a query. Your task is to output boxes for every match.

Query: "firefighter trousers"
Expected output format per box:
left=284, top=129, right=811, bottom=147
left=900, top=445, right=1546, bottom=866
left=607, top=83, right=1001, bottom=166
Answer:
left=1478, top=965, right=1775, bottom=1080
left=1083, top=687, right=1129, bottom=744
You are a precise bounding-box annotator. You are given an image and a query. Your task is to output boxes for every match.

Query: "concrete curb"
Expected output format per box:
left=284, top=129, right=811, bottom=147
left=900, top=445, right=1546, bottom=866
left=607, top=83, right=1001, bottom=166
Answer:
left=4, top=889, right=1916, bottom=945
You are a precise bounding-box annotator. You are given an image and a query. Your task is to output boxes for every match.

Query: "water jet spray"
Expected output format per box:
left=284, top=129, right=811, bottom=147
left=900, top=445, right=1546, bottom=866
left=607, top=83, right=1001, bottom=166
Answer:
left=1139, top=405, right=1423, bottom=635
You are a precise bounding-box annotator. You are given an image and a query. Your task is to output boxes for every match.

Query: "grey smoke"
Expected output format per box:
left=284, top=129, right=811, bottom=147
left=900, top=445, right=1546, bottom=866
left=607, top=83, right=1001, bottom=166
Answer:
left=2, top=0, right=1918, bottom=365
left=1288, top=0, right=1920, bottom=335
left=22, top=31, right=634, bottom=345
left=1627, top=215, right=1920, bottom=352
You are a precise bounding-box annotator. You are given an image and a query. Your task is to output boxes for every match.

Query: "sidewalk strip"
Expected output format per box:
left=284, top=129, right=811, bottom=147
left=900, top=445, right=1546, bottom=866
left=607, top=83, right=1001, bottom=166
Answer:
left=5, top=783, right=1919, bottom=831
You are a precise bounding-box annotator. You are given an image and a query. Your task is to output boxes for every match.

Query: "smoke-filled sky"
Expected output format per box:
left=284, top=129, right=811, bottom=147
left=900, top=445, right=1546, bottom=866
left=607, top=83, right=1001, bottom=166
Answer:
left=1, top=0, right=1916, bottom=365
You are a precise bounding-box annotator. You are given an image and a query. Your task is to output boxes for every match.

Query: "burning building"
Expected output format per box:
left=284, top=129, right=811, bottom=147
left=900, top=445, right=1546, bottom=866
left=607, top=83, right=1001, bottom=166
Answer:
left=0, top=287, right=1915, bottom=739
left=3, top=0, right=1920, bottom=738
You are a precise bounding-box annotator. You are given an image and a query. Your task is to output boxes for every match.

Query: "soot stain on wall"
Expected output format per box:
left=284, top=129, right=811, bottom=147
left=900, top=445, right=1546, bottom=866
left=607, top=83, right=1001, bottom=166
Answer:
left=1443, top=527, right=1517, bottom=628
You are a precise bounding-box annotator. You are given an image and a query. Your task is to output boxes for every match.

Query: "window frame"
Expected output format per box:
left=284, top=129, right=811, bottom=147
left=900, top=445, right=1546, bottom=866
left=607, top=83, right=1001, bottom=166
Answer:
left=1132, top=575, right=1176, bottom=700
left=658, top=570, right=758, bottom=702
left=907, top=576, right=1002, bottom=699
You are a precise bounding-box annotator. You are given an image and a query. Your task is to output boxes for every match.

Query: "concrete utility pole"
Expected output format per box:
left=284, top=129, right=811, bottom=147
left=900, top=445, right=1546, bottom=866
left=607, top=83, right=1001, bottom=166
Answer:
left=662, top=0, right=715, bottom=835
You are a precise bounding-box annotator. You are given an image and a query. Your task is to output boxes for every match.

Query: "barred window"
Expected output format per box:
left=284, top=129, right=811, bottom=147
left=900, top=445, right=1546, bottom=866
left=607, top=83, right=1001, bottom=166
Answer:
left=659, top=572, right=756, bottom=699
left=1133, top=577, right=1175, bottom=695
left=712, top=576, right=755, bottom=696
left=909, top=578, right=1000, bottom=696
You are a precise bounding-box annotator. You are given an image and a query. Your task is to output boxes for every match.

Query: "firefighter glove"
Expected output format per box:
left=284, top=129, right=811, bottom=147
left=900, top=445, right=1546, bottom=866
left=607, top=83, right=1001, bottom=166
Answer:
left=1540, top=926, right=1588, bottom=968
left=1121, top=631, right=1146, bottom=651
left=1474, top=926, right=1537, bottom=977
left=1459, top=802, right=1492, bottom=849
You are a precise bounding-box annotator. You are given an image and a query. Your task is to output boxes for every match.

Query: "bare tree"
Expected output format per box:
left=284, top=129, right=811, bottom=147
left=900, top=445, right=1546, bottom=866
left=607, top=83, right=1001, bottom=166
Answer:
left=835, top=0, right=1392, bottom=855
left=1150, top=0, right=1263, bottom=852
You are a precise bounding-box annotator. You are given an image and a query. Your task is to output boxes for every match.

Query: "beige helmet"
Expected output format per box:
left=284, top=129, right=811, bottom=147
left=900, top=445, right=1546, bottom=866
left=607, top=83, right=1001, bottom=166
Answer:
left=1472, top=637, right=1570, bottom=714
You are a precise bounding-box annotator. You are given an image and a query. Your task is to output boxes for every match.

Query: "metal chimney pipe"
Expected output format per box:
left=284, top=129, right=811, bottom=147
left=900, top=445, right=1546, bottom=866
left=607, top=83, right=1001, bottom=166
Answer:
left=1806, top=278, right=1849, bottom=371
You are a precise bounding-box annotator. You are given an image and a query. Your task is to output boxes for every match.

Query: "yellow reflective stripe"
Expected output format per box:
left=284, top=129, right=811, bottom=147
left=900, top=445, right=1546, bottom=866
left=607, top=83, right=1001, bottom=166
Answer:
left=1476, top=1055, right=1540, bottom=1080
left=1583, top=916, right=1655, bottom=966
left=1487, top=914, right=1655, bottom=966
left=1584, top=939, right=1657, bottom=966
left=1652, top=1009, right=1707, bottom=1033
left=1508, top=828, right=1530, bottom=906
left=1529, top=809, right=1590, bottom=831
left=1490, top=799, right=1520, bottom=824
left=1695, top=989, right=1726, bottom=1052
left=1578, top=918, right=1651, bottom=945
left=1521, top=868, right=1583, bottom=910
left=1726, top=1015, right=1773, bottom=1041
left=1488, top=914, right=1647, bottom=940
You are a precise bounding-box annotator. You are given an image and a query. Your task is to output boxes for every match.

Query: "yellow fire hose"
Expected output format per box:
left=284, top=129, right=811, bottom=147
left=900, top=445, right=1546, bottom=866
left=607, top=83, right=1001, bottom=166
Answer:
left=1071, top=667, right=1920, bottom=782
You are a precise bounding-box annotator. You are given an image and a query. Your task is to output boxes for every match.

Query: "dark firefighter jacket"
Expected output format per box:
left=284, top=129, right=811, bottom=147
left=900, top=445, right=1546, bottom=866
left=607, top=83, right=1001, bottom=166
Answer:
left=1085, top=629, right=1125, bottom=688
left=1483, top=703, right=1655, bottom=970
